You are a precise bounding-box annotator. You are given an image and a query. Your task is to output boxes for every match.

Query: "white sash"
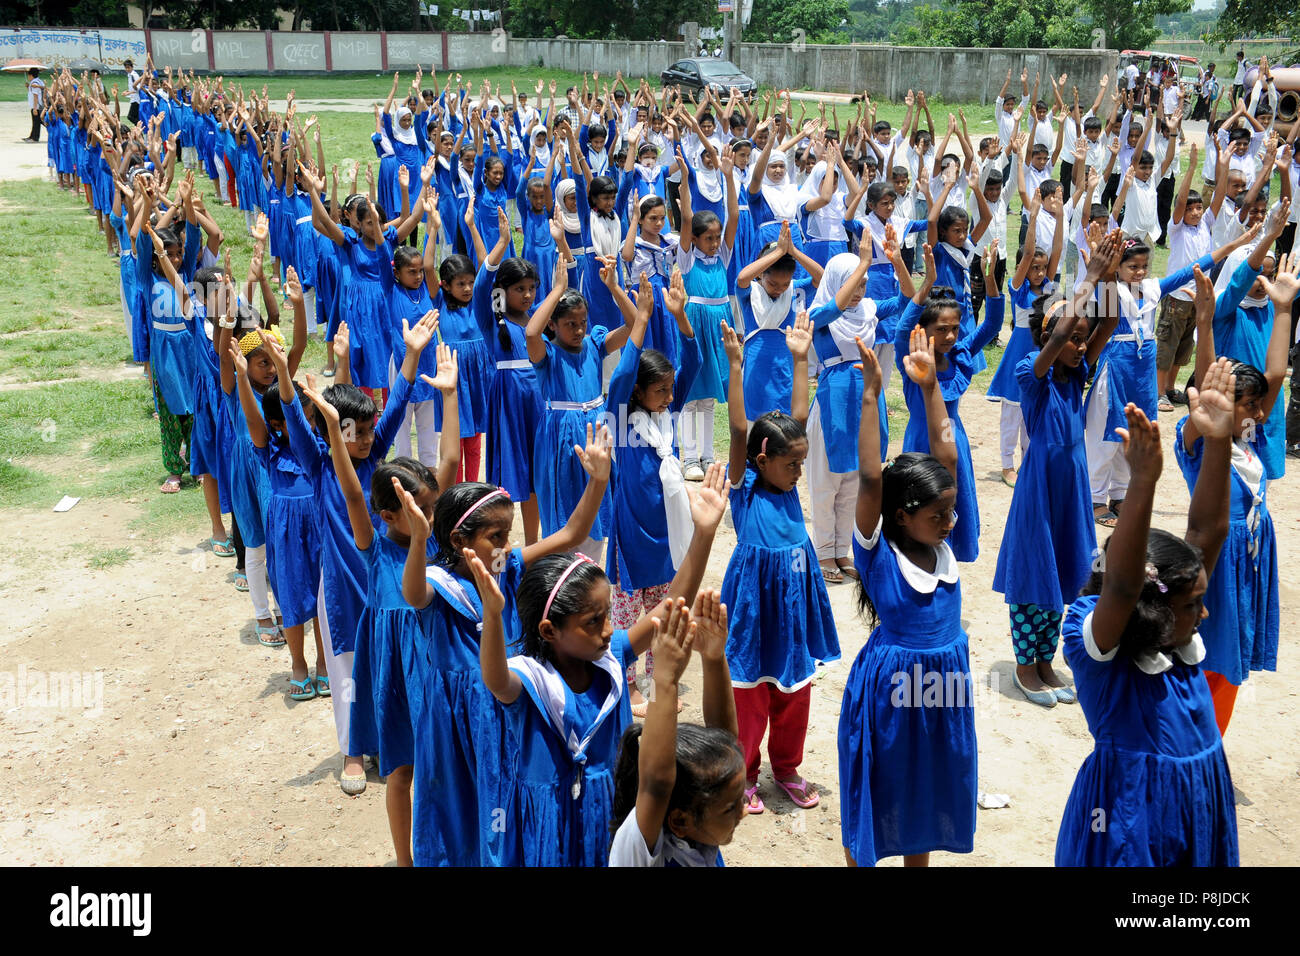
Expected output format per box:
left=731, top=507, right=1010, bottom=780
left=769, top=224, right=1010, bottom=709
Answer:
left=747, top=283, right=801, bottom=339
left=507, top=653, right=624, bottom=767
left=940, top=241, right=975, bottom=270
left=628, top=409, right=693, bottom=569
left=590, top=210, right=621, bottom=258
left=1115, top=277, right=1161, bottom=347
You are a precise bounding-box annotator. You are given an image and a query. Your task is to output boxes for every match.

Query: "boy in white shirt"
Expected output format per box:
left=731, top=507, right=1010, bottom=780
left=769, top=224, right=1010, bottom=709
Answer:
left=1114, top=129, right=1173, bottom=247
left=972, top=166, right=1008, bottom=322
left=1157, top=144, right=1215, bottom=410
left=994, top=67, right=1029, bottom=180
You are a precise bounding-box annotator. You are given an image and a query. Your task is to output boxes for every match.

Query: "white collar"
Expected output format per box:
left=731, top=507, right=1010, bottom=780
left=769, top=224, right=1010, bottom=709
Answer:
left=1134, top=632, right=1207, bottom=674
left=508, top=653, right=625, bottom=767
left=886, top=535, right=959, bottom=593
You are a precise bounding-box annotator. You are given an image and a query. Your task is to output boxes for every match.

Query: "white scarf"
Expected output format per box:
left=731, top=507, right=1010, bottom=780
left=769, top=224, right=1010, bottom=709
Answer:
left=590, top=208, right=621, bottom=258
left=939, top=241, right=975, bottom=270
left=532, top=138, right=552, bottom=170
left=799, top=161, right=847, bottom=240
left=458, top=162, right=476, bottom=203
left=810, top=252, right=879, bottom=356
left=627, top=409, right=693, bottom=569
left=554, top=179, right=579, bottom=235
left=587, top=146, right=610, bottom=176
left=635, top=161, right=661, bottom=185
left=747, top=283, right=802, bottom=338
left=392, top=107, right=417, bottom=147
left=761, top=173, right=801, bottom=222
left=507, top=653, right=624, bottom=778
left=694, top=163, right=724, bottom=204
left=1214, top=246, right=1269, bottom=309
left=1116, top=276, right=1162, bottom=346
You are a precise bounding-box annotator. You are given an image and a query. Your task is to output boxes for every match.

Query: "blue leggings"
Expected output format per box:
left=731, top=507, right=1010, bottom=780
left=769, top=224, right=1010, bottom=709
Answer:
left=1010, top=603, right=1062, bottom=665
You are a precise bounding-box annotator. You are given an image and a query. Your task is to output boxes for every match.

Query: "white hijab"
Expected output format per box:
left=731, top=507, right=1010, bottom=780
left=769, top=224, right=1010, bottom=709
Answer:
left=532, top=133, right=552, bottom=170
left=554, top=179, right=580, bottom=235
left=810, top=252, right=878, bottom=357
left=761, top=165, right=801, bottom=221
left=392, top=107, right=417, bottom=147
left=746, top=283, right=804, bottom=339
left=693, top=160, right=724, bottom=204
left=627, top=409, right=693, bottom=569
left=1214, top=245, right=1269, bottom=310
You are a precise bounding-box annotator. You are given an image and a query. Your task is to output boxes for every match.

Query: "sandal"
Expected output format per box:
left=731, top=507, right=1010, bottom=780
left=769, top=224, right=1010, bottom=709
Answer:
left=256, top=624, right=286, bottom=648
left=744, top=784, right=765, bottom=814
left=1001, top=468, right=1018, bottom=488
left=233, top=571, right=249, bottom=592
left=159, top=475, right=182, bottom=494
left=835, top=561, right=860, bottom=581
left=210, top=536, right=236, bottom=557
left=289, top=676, right=317, bottom=701
left=776, top=777, right=820, bottom=809
left=631, top=701, right=648, bottom=719
left=1093, top=505, right=1118, bottom=528
left=314, top=673, right=331, bottom=698
left=322, top=368, right=336, bottom=378
left=820, top=564, right=844, bottom=584
left=1157, top=396, right=1174, bottom=412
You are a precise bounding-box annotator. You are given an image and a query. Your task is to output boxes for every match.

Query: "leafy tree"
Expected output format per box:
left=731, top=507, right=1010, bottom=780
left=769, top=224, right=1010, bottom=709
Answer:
left=1209, top=1, right=1300, bottom=49
left=1080, top=0, right=1191, bottom=51
left=745, top=0, right=851, bottom=45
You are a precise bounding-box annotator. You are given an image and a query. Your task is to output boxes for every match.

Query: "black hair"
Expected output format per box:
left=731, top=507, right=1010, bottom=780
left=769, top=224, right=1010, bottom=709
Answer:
left=983, top=169, right=1004, bottom=187
left=1138, top=150, right=1154, bottom=166
left=549, top=290, right=588, bottom=335
left=691, top=210, right=721, bottom=237
left=918, top=287, right=962, bottom=327
left=260, top=388, right=286, bottom=427
left=193, top=265, right=262, bottom=331
left=341, top=193, right=370, bottom=227
left=150, top=224, right=182, bottom=272
left=611, top=723, right=743, bottom=838
left=515, top=553, right=610, bottom=662
left=1185, top=189, right=1204, bottom=207
left=438, top=253, right=476, bottom=303
left=320, top=384, right=377, bottom=450
left=937, top=205, right=971, bottom=236
left=1030, top=143, right=1049, bottom=156
left=483, top=154, right=506, bottom=179
left=589, top=174, right=617, bottom=214
left=1080, top=529, right=1204, bottom=659
left=1090, top=202, right=1109, bottom=223
left=638, top=194, right=666, bottom=219
left=637, top=142, right=659, bottom=158
left=855, top=453, right=956, bottom=629
left=630, top=348, right=675, bottom=413
left=393, top=245, right=423, bottom=275
left=1039, top=180, right=1061, bottom=199
left=757, top=240, right=796, bottom=274
left=1228, top=126, right=1250, bottom=143
left=1229, top=360, right=1268, bottom=401
left=494, top=257, right=540, bottom=350
left=699, top=111, right=715, bottom=127
left=746, top=411, right=806, bottom=471
left=1084, top=116, right=1103, bottom=133
left=866, top=181, right=896, bottom=207
left=873, top=120, right=891, bottom=135
left=431, top=481, right=514, bottom=567
left=1120, top=237, right=1151, bottom=264
left=371, top=457, right=436, bottom=515
left=589, top=123, right=607, bottom=142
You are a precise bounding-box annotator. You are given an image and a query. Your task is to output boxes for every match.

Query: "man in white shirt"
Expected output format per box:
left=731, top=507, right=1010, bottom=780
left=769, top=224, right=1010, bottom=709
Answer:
left=1122, top=61, right=1140, bottom=91
left=1232, top=50, right=1248, bottom=102
left=125, top=58, right=141, bottom=126
left=23, top=67, right=44, bottom=143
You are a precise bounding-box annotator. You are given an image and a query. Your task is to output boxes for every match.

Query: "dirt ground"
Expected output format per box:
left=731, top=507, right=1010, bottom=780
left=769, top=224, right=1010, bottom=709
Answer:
left=1, top=107, right=1294, bottom=867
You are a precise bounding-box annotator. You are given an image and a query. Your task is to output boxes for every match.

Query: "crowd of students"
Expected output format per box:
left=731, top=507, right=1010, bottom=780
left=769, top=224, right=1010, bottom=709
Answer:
left=27, top=54, right=1300, bottom=867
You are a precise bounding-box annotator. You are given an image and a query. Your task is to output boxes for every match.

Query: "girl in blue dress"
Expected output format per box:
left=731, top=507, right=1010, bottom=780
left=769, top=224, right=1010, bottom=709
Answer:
left=608, top=592, right=746, bottom=867
left=1057, top=365, right=1239, bottom=867
left=370, top=104, right=398, bottom=232
left=430, top=248, right=491, bottom=482
left=620, top=194, right=681, bottom=369
left=234, top=339, right=323, bottom=703
left=894, top=242, right=1006, bottom=563
left=1175, top=260, right=1293, bottom=735
left=1085, top=228, right=1251, bottom=526
left=927, top=165, right=994, bottom=375
left=385, top=244, right=441, bottom=469
left=301, top=347, right=459, bottom=861
left=733, top=226, right=825, bottom=421
left=526, top=260, right=633, bottom=552
left=985, top=197, right=1063, bottom=487
left=839, top=327, right=976, bottom=867
left=720, top=315, right=839, bottom=815
left=472, top=206, right=545, bottom=544
left=470, top=461, right=732, bottom=867
left=397, top=429, right=616, bottom=866
left=514, top=157, right=559, bottom=301
left=232, top=109, right=264, bottom=233
left=798, top=148, right=853, bottom=267
left=675, top=144, right=739, bottom=477
left=993, top=233, right=1123, bottom=708
left=470, top=111, right=519, bottom=257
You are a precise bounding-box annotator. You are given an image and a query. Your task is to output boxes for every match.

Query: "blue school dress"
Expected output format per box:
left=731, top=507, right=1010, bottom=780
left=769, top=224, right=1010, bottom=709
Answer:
left=1056, top=594, right=1238, bottom=866
left=736, top=283, right=802, bottom=419
left=432, top=290, right=490, bottom=437
left=730, top=167, right=758, bottom=282
left=266, top=179, right=288, bottom=265
left=679, top=244, right=732, bottom=403
left=288, top=189, right=318, bottom=295
left=235, top=135, right=263, bottom=213
left=338, top=225, right=398, bottom=390
left=723, top=468, right=840, bottom=689
left=371, top=133, right=398, bottom=223
left=257, top=430, right=321, bottom=629
left=434, top=155, right=470, bottom=259
left=516, top=178, right=557, bottom=301
left=839, top=518, right=977, bottom=866
left=315, top=234, right=340, bottom=335
left=575, top=186, right=623, bottom=334
left=349, top=533, right=426, bottom=772
left=809, top=294, right=906, bottom=472
left=110, top=213, right=147, bottom=362
left=992, top=355, right=1095, bottom=610
left=139, top=222, right=201, bottom=416
left=1213, top=257, right=1285, bottom=480
left=895, top=295, right=1005, bottom=563
left=381, top=114, right=424, bottom=223
left=386, top=276, right=439, bottom=406
left=605, top=338, right=702, bottom=593
left=1087, top=256, right=1213, bottom=446
left=472, top=261, right=544, bottom=502
left=986, top=279, right=1054, bottom=407
left=408, top=554, right=525, bottom=867
left=532, top=332, right=613, bottom=539
left=282, top=377, right=414, bottom=656
left=629, top=234, right=681, bottom=369
left=487, top=633, right=636, bottom=867
left=223, top=380, right=270, bottom=549
left=200, top=113, right=219, bottom=181
left=474, top=149, right=519, bottom=257
left=186, top=312, right=232, bottom=512
left=933, top=241, right=986, bottom=375
left=1174, top=420, right=1278, bottom=686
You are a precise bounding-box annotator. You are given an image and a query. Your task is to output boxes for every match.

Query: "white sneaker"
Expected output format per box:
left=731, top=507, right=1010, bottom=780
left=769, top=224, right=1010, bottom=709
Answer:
left=683, top=460, right=705, bottom=481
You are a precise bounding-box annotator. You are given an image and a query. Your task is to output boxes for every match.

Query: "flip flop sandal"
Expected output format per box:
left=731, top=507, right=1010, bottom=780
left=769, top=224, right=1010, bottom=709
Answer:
left=1158, top=397, right=1174, bottom=412
left=744, top=784, right=765, bottom=814
left=322, top=368, right=336, bottom=377
left=210, top=536, right=236, bottom=557
left=1093, top=506, right=1118, bottom=528
left=289, top=676, right=317, bottom=701
left=314, top=673, right=331, bottom=698
left=256, top=624, right=286, bottom=648
left=233, top=572, right=249, bottom=592
left=159, top=476, right=181, bottom=493
left=776, top=777, right=820, bottom=809
left=820, top=565, right=844, bottom=584
left=836, top=562, right=860, bottom=581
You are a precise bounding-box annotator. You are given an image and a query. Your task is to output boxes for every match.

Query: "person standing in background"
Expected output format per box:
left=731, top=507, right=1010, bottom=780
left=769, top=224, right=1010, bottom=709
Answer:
left=23, top=67, right=45, bottom=143
left=1232, top=51, right=1249, bottom=103
left=125, top=59, right=141, bottom=126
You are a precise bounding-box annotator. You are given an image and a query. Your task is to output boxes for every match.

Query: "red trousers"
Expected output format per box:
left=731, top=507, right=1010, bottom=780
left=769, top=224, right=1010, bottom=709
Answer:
left=456, top=434, right=483, bottom=484
left=733, top=682, right=812, bottom=783
left=1203, top=669, right=1239, bottom=737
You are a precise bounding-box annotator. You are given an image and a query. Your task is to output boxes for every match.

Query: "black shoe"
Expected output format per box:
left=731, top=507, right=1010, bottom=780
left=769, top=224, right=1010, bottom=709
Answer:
left=1168, top=388, right=1188, bottom=406
left=1288, top=444, right=1300, bottom=460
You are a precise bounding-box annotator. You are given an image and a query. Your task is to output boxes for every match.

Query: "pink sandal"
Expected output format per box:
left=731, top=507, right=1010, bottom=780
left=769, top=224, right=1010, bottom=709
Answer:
left=744, top=783, right=765, bottom=814
left=776, top=777, right=820, bottom=809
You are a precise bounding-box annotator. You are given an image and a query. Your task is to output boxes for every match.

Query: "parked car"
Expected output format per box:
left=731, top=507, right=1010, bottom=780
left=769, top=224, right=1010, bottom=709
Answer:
left=1119, top=50, right=1200, bottom=100
left=660, top=58, right=756, bottom=99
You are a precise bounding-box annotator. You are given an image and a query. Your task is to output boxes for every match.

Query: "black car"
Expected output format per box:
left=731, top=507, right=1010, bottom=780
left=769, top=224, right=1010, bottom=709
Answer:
left=660, top=58, right=756, bottom=100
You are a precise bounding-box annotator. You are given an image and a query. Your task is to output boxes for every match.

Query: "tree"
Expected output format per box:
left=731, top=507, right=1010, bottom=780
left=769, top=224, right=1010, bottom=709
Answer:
left=893, top=0, right=1089, bottom=49
left=1209, top=1, right=1300, bottom=48
left=1080, top=0, right=1191, bottom=51
left=746, top=0, right=851, bottom=45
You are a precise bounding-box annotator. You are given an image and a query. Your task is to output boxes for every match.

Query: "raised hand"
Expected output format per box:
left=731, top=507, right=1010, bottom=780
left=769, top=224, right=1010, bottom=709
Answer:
left=665, top=266, right=688, bottom=315
left=649, top=598, right=694, bottom=686
left=285, top=266, right=303, bottom=304
left=402, top=308, right=439, bottom=355
left=720, top=320, right=743, bottom=367
left=332, top=321, right=350, bottom=361
left=1259, top=251, right=1300, bottom=306
left=903, top=324, right=937, bottom=387
left=1117, top=403, right=1162, bottom=481
left=690, top=589, right=727, bottom=665
left=785, top=311, right=813, bottom=361
left=1187, top=357, right=1238, bottom=441
left=420, top=343, right=459, bottom=394
left=463, top=548, right=505, bottom=614
left=854, top=336, right=882, bottom=396
left=574, top=423, right=613, bottom=482
left=689, top=462, right=730, bottom=532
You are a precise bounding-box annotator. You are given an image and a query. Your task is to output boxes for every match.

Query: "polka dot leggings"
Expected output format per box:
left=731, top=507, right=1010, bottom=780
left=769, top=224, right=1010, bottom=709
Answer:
left=1010, top=603, right=1063, bottom=665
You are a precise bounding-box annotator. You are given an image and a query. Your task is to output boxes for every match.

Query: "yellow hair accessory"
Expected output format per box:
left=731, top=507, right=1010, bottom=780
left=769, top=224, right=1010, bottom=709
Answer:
left=238, top=327, right=286, bottom=356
